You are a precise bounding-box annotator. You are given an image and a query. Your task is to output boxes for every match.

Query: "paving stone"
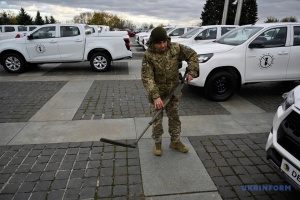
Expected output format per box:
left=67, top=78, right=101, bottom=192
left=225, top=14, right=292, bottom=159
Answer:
left=55, top=170, right=71, bottom=180
left=0, top=194, right=14, bottom=200
left=82, top=177, right=98, bottom=187
left=33, top=181, right=51, bottom=191
left=59, top=162, right=73, bottom=170
left=73, top=161, right=88, bottom=169
left=70, top=170, right=85, bottom=179
left=29, top=191, right=47, bottom=200
left=85, top=168, right=99, bottom=177
left=100, top=167, right=114, bottom=177
left=1, top=182, right=21, bottom=194
left=50, top=179, right=68, bottom=190
left=113, top=185, right=128, bottom=197
left=47, top=189, right=65, bottom=200
left=97, top=185, right=112, bottom=198
left=64, top=188, right=80, bottom=200
left=10, top=173, right=27, bottom=183
left=40, top=171, right=56, bottom=181
left=17, top=182, right=36, bottom=193
left=80, top=187, right=96, bottom=199
left=45, top=162, right=60, bottom=171
left=67, top=178, right=83, bottom=189
left=13, top=192, right=31, bottom=200
left=99, top=176, right=113, bottom=186
left=25, top=172, right=41, bottom=182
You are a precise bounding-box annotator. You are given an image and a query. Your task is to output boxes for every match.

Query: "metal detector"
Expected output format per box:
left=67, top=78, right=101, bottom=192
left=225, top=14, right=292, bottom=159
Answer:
left=100, top=74, right=187, bottom=148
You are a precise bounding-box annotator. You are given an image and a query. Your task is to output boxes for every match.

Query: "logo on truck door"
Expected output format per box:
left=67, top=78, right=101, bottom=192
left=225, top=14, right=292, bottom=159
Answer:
left=259, top=53, right=274, bottom=70
left=35, top=44, right=46, bottom=53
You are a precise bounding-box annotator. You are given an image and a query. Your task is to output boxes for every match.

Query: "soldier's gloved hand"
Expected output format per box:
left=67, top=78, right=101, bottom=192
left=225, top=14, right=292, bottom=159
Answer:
left=154, top=98, right=164, bottom=109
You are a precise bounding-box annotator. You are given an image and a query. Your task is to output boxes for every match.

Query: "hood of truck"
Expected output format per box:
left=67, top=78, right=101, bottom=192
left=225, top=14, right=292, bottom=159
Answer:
left=188, top=42, right=236, bottom=54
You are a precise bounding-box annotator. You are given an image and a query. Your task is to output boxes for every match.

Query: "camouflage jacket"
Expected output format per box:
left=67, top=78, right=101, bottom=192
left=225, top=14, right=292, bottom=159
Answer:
left=141, top=37, right=199, bottom=102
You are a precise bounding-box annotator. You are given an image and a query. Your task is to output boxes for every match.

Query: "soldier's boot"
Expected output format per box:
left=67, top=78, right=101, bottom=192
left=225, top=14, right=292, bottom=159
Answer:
left=153, top=143, right=162, bottom=156
left=169, top=140, right=189, bottom=153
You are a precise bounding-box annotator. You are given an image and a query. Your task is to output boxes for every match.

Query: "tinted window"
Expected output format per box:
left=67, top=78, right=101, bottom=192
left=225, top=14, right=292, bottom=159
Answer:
left=4, top=26, right=15, bottom=32
left=18, top=26, right=27, bottom=32
left=60, top=26, right=80, bottom=37
left=252, top=27, right=287, bottom=48
left=197, top=28, right=217, bottom=40
left=29, top=27, right=37, bottom=31
left=293, top=26, right=300, bottom=46
left=32, top=26, right=56, bottom=39
left=221, top=27, right=236, bottom=35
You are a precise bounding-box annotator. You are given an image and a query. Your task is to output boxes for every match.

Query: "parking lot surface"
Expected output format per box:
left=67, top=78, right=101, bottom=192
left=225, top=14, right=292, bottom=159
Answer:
left=0, top=40, right=299, bottom=199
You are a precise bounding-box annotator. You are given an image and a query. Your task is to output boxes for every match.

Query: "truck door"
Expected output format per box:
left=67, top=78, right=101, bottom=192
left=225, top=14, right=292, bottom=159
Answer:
left=25, top=26, right=60, bottom=61
left=58, top=25, right=85, bottom=61
left=286, top=26, right=300, bottom=79
left=245, top=26, right=290, bottom=81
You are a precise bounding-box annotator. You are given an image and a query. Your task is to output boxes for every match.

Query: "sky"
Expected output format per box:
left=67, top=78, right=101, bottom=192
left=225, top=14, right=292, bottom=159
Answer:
left=0, top=0, right=300, bottom=27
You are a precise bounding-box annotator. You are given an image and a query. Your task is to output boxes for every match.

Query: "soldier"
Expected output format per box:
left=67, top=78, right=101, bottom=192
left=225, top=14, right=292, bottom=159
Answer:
left=141, top=27, right=199, bottom=156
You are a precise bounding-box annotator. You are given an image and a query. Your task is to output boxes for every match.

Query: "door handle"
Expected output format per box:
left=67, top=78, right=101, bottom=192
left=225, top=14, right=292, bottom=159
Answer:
left=278, top=52, right=288, bottom=55
left=49, top=40, right=57, bottom=43
left=75, top=39, right=82, bottom=42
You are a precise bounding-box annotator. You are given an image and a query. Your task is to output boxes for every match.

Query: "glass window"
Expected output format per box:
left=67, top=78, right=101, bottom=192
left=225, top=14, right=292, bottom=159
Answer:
left=18, top=26, right=27, bottom=32
left=169, top=28, right=184, bottom=36
left=197, top=28, right=217, bottom=40
left=252, top=27, right=287, bottom=48
left=179, top=27, right=202, bottom=38
left=221, top=27, right=236, bottom=35
left=29, top=26, right=37, bottom=31
left=293, top=26, right=300, bottom=46
left=217, top=27, right=263, bottom=46
left=4, top=26, right=15, bottom=32
left=60, top=26, right=80, bottom=37
left=32, top=26, right=56, bottom=39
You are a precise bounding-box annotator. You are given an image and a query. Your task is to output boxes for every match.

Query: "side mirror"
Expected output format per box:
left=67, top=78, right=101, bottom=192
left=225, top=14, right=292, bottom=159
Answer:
left=249, top=40, right=265, bottom=48
left=27, top=35, right=33, bottom=40
left=195, top=36, right=202, bottom=40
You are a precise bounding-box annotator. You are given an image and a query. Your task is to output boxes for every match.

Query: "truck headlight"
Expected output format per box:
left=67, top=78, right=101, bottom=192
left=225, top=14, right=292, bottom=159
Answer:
left=281, top=90, right=294, bottom=111
left=198, top=53, right=213, bottom=63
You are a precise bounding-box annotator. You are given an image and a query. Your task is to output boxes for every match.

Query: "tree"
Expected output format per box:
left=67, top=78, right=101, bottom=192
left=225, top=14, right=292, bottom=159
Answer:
left=72, top=12, right=93, bottom=24
left=264, top=16, right=279, bottom=23
left=239, top=0, right=258, bottom=25
left=281, top=16, right=298, bottom=22
left=201, top=0, right=236, bottom=25
left=44, top=16, right=49, bottom=24
left=16, top=7, right=33, bottom=25
left=34, top=11, right=44, bottom=25
left=49, top=16, right=56, bottom=24
left=0, top=11, right=10, bottom=25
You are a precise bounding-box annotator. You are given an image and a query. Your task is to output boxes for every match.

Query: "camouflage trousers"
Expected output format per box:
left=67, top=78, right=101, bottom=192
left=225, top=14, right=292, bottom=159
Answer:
left=150, top=99, right=181, bottom=143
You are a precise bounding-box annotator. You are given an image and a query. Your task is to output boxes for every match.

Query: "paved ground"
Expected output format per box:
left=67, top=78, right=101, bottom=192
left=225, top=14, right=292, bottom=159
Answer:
left=0, top=40, right=299, bottom=199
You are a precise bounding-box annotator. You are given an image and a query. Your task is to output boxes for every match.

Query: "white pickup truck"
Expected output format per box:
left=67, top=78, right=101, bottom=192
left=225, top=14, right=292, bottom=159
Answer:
left=180, top=22, right=300, bottom=101
left=0, top=25, right=40, bottom=40
left=0, top=24, right=132, bottom=73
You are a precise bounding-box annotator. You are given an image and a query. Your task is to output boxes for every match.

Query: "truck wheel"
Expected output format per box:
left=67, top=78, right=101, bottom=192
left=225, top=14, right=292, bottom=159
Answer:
left=204, top=71, right=237, bottom=101
left=1, top=53, right=26, bottom=73
left=90, top=52, right=111, bottom=72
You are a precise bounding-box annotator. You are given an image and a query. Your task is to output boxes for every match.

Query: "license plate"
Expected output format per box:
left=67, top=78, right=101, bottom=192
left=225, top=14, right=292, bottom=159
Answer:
left=281, top=158, right=300, bottom=187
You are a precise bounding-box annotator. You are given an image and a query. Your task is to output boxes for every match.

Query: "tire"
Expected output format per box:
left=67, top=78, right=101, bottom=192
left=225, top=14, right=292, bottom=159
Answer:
left=1, top=53, right=26, bottom=73
left=90, top=52, right=111, bottom=72
left=204, top=71, right=237, bottom=101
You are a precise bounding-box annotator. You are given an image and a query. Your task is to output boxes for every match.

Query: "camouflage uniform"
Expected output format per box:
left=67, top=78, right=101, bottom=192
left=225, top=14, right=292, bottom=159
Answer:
left=141, top=37, right=199, bottom=143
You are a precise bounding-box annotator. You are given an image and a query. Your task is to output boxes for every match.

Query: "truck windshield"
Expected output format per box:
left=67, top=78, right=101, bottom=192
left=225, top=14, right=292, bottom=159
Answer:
left=216, top=26, right=263, bottom=46
left=179, top=27, right=203, bottom=38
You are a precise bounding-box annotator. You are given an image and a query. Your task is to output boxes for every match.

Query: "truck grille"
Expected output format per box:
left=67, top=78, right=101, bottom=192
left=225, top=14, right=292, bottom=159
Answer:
left=278, top=111, right=300, bottom=160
